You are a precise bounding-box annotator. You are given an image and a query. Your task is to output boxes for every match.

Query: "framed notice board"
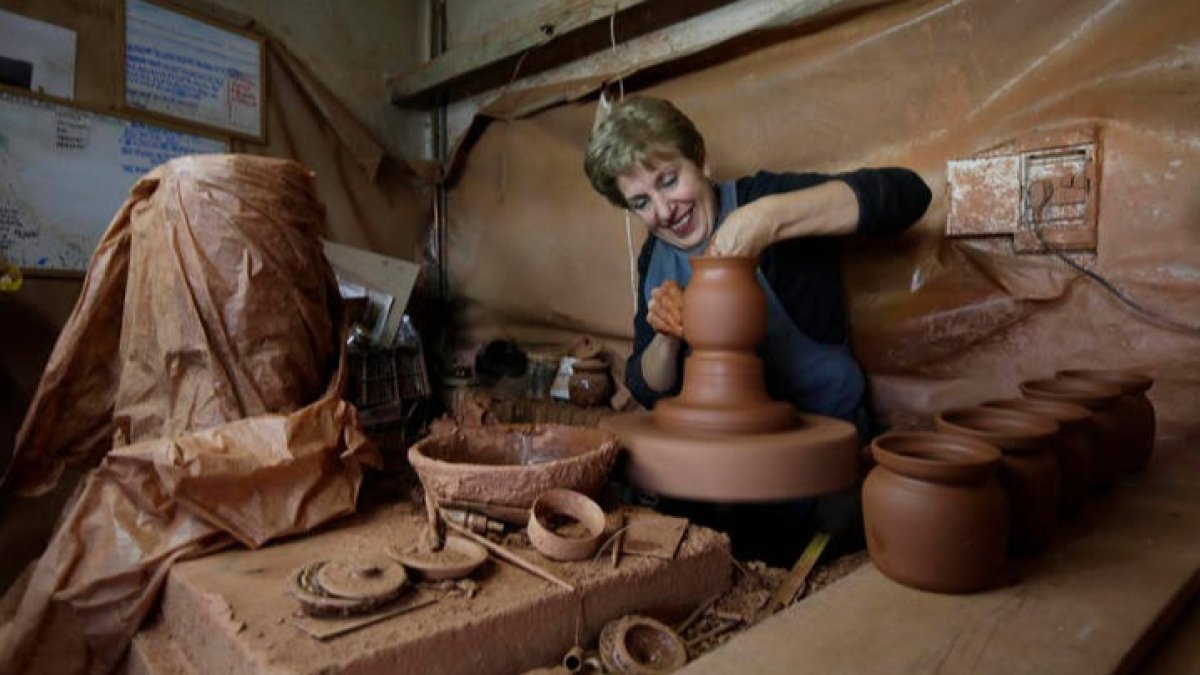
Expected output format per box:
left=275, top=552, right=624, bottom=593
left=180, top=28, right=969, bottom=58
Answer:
left=122, top=0, right=265, bottom=141
left=0, top=87, right=228, bottom=273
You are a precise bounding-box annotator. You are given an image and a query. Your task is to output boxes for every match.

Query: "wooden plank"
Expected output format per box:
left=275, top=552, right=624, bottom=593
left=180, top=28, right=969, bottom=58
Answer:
left=682, top=442, right=1200, bottom=674
left=389, top=0, right=656, bottom=101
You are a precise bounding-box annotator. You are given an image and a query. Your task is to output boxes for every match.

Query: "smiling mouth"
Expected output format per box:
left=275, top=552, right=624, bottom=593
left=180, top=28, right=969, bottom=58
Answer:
left=668, top=210, right=695, bottom=238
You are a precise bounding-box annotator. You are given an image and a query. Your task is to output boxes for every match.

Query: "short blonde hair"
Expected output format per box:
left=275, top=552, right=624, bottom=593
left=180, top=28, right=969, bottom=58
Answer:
left=584, top=96, right=706, bottom=208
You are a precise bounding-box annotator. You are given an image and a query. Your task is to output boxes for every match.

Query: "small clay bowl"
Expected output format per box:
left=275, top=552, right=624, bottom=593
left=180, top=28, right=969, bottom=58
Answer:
left=598, top=614, right=689, bottom=674
left=527, top=489, right=607, bottom=562
left=386, top=535, right=489, bottom=581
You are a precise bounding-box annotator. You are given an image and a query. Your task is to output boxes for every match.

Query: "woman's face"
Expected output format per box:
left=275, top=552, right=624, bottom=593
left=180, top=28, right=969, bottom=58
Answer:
left=616, top=153, right=715, bottom=251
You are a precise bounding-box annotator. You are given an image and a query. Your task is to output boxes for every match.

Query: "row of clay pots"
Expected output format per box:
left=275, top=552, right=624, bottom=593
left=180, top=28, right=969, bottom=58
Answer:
left=863, top=368, right=1155, bottom=594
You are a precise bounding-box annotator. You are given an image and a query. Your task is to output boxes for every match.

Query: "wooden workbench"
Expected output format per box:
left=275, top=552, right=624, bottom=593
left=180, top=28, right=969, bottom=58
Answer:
left=684, top=441, right=1199, bottom=674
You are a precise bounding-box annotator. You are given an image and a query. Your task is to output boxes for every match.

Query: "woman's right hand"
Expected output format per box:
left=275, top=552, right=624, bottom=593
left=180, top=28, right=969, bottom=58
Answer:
left=648, top=280, right=685, bottom=339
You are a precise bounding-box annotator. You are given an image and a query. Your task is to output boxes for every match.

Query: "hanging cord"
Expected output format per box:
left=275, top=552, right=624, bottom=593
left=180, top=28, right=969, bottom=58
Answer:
left=1026, top=182, right=1200, bottom=335
left=606, top=6, right=637, bottom=312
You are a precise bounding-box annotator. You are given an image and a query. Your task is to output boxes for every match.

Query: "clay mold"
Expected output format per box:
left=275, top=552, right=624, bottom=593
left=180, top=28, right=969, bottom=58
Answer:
left=527, top=489, right=607, bottom=562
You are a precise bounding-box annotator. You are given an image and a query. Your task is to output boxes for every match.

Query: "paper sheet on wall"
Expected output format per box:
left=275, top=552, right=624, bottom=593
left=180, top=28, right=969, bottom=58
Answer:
left=0, top=9, right=75, bottom=98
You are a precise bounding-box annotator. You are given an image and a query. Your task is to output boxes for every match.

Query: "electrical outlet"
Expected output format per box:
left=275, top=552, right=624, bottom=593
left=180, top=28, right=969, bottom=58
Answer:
left=947, top=126, right=1100, bottom=254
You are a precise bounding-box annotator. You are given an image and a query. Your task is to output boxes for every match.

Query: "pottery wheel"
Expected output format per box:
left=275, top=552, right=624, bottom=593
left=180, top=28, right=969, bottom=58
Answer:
left=601, top=411, right=858, bottom=502
left=315, top=558, right=408, bottom=600
left=288, top=560, right=409, bottom=618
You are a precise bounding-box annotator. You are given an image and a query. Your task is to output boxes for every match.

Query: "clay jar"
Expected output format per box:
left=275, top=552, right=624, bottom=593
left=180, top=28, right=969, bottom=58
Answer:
left=1056, top=369, right=1155, bottom=474
left=863, top=431, right=1008, bottom=594
left=568, top=358, right=612, bottom=408
left=683, top=255, right=766, bottom=349
left=935, top=407, right=1060, bottom=555
left=653, top=255, right=793, bottom=435
left=1019, top=377, right=1124, bottom=491
left=983, top=398, right=1092, bottom=516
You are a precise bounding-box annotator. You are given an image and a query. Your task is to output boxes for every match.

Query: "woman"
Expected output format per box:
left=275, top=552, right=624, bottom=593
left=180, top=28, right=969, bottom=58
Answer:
left=584, top=96, right=931, bottom=564
left=585, top=96, right=930, bottom=436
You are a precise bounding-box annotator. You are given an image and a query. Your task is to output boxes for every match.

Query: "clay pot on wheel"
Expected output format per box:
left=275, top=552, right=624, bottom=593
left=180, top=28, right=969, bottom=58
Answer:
left=863, top=431, right=1008, bottom=594
left=568, top=358, right=613, bottom=408
left=1019, top=377, right=1124, bottom=491
left=1056, top=369, right=1155, bottom=473
left=983, top=398, right=1093, bottom=516
left=683, top=256, right=766, bottom=350
left=935, top=407, right=1060, bottom=555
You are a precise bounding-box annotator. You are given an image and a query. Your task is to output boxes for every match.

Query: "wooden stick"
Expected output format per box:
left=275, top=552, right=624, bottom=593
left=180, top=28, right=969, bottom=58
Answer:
left=443, top=519, right=576, bottom=592
left=685, top=618, right=740, bottom=648
left=424, top=489, right=444, bottom=551
left=767, top=531, right=830, bottom=613
left=676, top=591, right=722, bottom=634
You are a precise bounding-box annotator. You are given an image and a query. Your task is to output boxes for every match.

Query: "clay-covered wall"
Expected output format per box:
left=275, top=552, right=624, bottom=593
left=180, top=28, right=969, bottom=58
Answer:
left=445, top=0, right=1200, bottom=440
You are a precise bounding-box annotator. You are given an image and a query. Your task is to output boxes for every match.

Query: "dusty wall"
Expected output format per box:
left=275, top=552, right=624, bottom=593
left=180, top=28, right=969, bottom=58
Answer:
left=445, top=0, right=1200, bottom=440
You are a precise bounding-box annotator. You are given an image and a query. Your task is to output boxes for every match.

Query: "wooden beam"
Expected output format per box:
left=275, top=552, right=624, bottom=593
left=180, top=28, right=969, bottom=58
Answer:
left=389, top=0, right=665, bottom=103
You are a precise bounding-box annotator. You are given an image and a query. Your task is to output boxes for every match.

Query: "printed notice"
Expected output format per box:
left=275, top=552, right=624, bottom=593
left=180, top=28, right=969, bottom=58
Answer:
left=0, top=89, right=226, bottom=272
left=124, top=0, right=263, bottom=139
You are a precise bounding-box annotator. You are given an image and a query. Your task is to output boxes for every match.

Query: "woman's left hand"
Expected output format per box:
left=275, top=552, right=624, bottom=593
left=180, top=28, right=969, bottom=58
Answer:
left=706, top=200, right=776, bottom=258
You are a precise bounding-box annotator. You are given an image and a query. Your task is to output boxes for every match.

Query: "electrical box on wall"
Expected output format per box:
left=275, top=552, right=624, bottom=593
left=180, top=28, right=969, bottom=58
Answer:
left=947, top=126, right=1100, bottom=253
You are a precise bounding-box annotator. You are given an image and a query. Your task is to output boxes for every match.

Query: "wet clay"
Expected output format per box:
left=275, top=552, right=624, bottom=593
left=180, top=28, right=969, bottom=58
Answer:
left=604, top=256, right=858, bottom=502
left=653, top=257, right=793, bottom=435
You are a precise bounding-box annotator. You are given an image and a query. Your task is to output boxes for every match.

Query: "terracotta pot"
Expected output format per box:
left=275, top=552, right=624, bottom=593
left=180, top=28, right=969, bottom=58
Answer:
left=983, top=398, right=1092, bottom=516
left=1019, top=377, right=1124, bottom=491
left=863, top=431, right=1008, bottom=594
left=1056, top=369, right=1155, bottom=473
left=935, top=407, right=1060, bottom=554
left=682, top=256, right=766, bottom=350
left=568, top=358, right=613, bottom=408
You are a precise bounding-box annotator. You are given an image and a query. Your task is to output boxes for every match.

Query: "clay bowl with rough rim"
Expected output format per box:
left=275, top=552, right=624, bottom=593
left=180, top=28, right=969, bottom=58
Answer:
left=527, top=488, right=607, bottom=562
left=598, top=614, right=689, bottom=674
left=386, top=534, right=489, bottom=581
left=408, top=425, right=619, bottom=523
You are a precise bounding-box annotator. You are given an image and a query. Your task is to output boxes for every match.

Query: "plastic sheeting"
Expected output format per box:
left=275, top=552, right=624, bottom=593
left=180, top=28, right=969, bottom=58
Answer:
left=0, top=155, right=379, bottom=674
left=445, top=0, right=1200, bottom=441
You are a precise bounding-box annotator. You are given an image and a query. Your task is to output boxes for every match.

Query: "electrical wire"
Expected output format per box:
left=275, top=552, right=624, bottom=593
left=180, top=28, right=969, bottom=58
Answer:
left=1026, top=184, right=1200, bottom=335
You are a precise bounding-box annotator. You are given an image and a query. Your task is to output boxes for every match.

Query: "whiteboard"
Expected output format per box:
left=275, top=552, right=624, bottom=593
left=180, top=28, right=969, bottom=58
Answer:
left=124, top=0, right=265, bottom=140
left=0, top=88, right=227, bottom=272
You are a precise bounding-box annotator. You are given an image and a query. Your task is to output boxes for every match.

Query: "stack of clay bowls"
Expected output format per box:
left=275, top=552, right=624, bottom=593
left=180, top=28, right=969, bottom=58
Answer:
left=863, top=367, right=1155, bottom=595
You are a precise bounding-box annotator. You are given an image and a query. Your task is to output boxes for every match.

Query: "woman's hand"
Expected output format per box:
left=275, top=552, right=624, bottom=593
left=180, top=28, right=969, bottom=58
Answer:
left=647, top=280, right=685, bottom=339
left=706, top=200, right=776, bottom=258
left=707, top=181, right=860, bottom=257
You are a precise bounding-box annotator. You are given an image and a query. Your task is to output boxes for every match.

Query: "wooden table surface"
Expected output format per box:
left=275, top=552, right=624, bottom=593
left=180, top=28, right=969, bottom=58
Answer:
left=684, top=440, right=1200, bottom=675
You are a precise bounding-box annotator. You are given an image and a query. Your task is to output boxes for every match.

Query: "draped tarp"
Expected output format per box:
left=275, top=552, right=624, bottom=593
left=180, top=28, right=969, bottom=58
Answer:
left=0, top=155, right=379, bottom=674
left=444, top=0, right=1200, bottom=441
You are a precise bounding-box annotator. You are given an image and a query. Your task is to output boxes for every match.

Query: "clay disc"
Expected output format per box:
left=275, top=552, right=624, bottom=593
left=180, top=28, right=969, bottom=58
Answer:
left=315, top=558, right=407, bottom=600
